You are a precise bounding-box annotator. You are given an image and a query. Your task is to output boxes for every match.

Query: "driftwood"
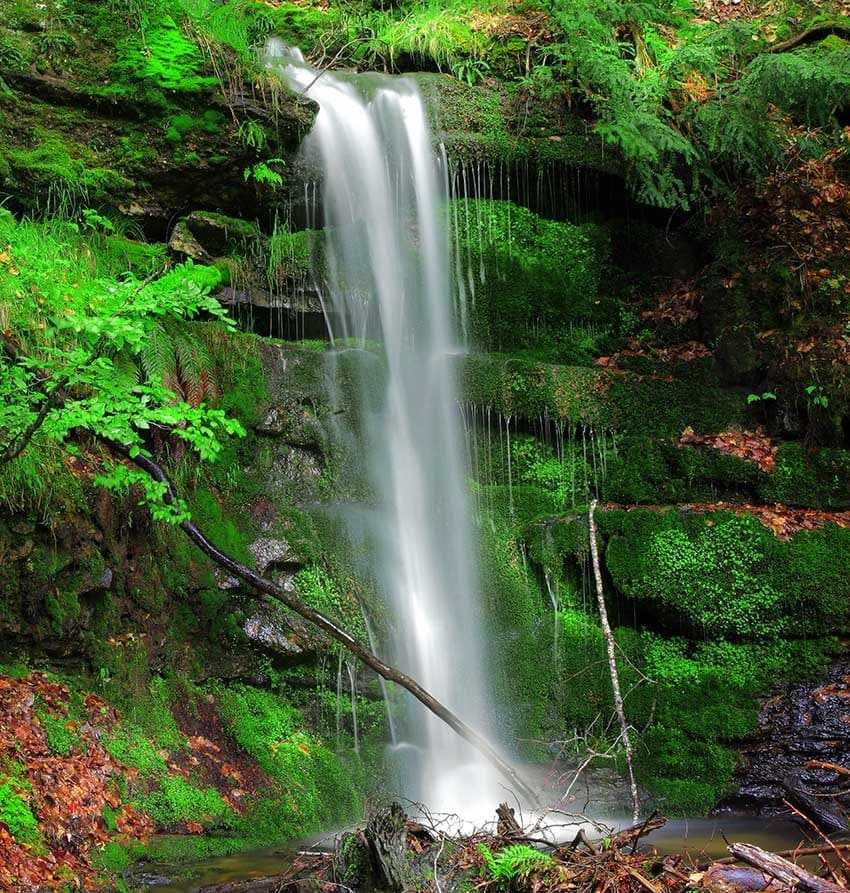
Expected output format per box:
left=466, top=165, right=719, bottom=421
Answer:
left=727, top=843, right=848, bottom=893
left=126, top=449, right=540, bottom=805
left=708, top=844, right=850, bottom=870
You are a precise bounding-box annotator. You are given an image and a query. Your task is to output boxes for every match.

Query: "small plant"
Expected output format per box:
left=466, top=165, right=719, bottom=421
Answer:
left=478, top=843, right=554, bottom=886
left=243, top=159, right=285, bottom=189
left=80, top=208, right=117, bottom=235
left=746, top=391, right=776, bottom=404
left=805, top=383, right=829, bottom=410
left=451, top=57, right=491, bottom=86
left=237, top=119, right=267, bottom=150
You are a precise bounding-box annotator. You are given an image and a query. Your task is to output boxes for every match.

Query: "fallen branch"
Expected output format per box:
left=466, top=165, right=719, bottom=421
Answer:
left=589, top=499, right=640, bottom=822
left=766, top=24, right=850, bottom=54
left=727, top=843, right=847, bottom=893
left=122, top=448, right=540, bottom=806
left=709, top=843, right=850, bottom=869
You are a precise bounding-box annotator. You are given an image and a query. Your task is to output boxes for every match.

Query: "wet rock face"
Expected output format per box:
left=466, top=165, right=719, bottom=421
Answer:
left=722, top=648, right=850, bottom=829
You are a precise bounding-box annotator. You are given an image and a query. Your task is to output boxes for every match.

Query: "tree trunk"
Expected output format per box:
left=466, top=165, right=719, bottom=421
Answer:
left=588, top=499, right=640, bottom=822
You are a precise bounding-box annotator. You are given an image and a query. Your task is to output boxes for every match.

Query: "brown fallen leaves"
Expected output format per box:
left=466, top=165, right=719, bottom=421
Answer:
left=677, top=426, right=778, bottom=472
left=597, top=340, right=712, bottom=368
left=0, top=673, right=153, bottom=892
left=601, top=500, right=850, bottom=541
left=641, top=280, right=701, bottom=326
left=732, top=502, right=850, bottom=540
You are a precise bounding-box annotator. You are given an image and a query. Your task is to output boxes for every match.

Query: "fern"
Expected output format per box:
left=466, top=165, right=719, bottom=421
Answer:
left=140, top=322, right=218, bottom=408
left=140, top=323, right=178, bottom=390
left=477, top=844, right=554, bottom=887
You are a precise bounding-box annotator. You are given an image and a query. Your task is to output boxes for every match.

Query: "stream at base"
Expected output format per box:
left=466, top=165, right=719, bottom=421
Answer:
left=141, top=816, right=814, bottom=892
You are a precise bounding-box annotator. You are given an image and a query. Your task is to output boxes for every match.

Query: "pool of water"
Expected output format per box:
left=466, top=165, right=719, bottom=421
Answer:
left=141, top=815, right=813, bottom=892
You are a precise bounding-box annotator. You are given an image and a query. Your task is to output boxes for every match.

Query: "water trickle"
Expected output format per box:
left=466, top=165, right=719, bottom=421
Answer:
left=335, top=649, right=344, bottom=749
left=361, top=605, right=398, bottom=746
left=346, top=660, right=360, bottom=756
left=269, top=42, right=502, bottom=816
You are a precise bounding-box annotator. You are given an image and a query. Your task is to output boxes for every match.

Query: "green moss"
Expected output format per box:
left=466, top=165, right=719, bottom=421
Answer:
left=603, top=510, right=850, bottom=638
left=480, top=515, right=549, bottom=755
left=5, top=134, right=132, bottom=200
left=551, top=605, right=837, bottom=813
left=36, top=708, right=80, bottom=757
left=413, top=73, right=619, bottom=170
left=137, top=776, right=232, bottom=828
left=294, top=565, right=366, bottom=642
left=92, top=840, right=132, bottom=874
left=165, top=110, right=225, bottom=143
left=104, top=727, right=169, bottom=777
left=451, top=200, right=612, bottom=354
left=0, top=780, right=40, bottom=846
left=757, top=443, right=850, bottom=509
left=110, top=15, right=217, bottom=95
left=212, top=683, right=362, bottom=840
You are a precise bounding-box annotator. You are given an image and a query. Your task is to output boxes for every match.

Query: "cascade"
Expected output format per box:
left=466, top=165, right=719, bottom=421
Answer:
left=269, top=42, right=502, bottom=815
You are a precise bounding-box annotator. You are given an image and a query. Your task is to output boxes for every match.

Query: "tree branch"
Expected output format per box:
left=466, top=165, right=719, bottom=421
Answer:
left=118, top=446, right=540, bottom=806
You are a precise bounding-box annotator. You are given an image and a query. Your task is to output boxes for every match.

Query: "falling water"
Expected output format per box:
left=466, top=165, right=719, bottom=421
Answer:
left=269, top=42, right=501, bottom=815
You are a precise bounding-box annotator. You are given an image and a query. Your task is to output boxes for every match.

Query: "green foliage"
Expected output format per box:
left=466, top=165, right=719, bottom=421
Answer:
left=243, top=159, right=285, bottom=189
left=0, top=214, right=244, bottom=524
left=354, top=3, right=486, bottom=72
left=212, top=683, right=361, bottom=839
left=478, top=843, right=554, bottom=885
left=0, top=780, right=40, bottom=845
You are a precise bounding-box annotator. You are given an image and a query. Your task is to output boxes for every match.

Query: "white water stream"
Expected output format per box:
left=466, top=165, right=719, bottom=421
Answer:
left=269, top=43, right=502, bottom=815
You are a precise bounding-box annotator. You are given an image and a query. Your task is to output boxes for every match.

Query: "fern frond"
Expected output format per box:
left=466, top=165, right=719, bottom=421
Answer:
left=140, top=323, right=178, bottom=392
left=477, top=843, right=554, bottom=887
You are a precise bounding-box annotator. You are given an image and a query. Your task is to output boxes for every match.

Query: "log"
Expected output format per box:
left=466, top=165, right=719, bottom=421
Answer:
left=727, top=843, right=847, bottom=893
left=125, top=449, right=540, bottom=806
left=496, top=801, right=523, bottom=838
left=766, top=24, right=850, bottom=54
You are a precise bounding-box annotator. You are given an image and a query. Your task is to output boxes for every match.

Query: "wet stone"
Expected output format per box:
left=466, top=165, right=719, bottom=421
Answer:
left=249, top=537, right=301, bottom=575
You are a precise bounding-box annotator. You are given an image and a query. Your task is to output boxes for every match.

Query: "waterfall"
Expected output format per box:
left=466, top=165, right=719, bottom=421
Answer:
left=269, top=43, right=501, bottom=815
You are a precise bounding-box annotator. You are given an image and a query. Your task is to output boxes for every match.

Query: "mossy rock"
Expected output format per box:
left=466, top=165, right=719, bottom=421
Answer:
left=457, top=353, right=745, bottom=438
left=413, top=73, right=621, bottom=172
